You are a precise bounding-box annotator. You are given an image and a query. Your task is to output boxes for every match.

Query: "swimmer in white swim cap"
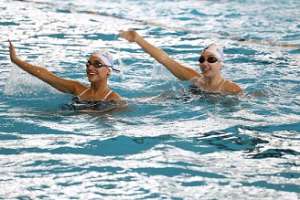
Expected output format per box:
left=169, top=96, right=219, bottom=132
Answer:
left=9, top=40, right=125, bottom=109
left=93, top=50, right=120, bottom=74
left=120, top=30, right=242, bottom=94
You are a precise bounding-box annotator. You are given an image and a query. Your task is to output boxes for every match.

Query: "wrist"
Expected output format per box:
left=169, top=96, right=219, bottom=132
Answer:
left=135, top=34, right=142, bottom=43
left=11, top=56, right=19, bottom=63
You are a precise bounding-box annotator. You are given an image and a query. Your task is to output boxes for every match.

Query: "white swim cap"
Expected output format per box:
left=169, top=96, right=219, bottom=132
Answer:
left=94, top=50, right=114, bottom=67
left=203, top=43, right=224, bottom=62
left=93, top=51, right=120, bottom=73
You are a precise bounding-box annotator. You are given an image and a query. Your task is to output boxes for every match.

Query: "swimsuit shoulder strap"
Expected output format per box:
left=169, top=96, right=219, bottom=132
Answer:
left=78, top=88, right=89, bottom=98
left=103, top=90, right=113, bottom=101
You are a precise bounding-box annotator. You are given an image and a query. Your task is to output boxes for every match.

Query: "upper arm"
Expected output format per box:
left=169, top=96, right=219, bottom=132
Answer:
left=50, top=77, right=86, bottom=95
left=108, top=92, right=122, bottom=103
left=159, top=53, right=201, bottom=80
left=34, top=67, right=85, bottom=94
left=223, top=81, right=242, bottom=95
left=107, top=92, right=128, bottom=110
left=135, top=35, right=200, bottom=81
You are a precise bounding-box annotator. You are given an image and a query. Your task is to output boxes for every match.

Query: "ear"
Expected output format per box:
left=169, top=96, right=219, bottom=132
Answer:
left=218, top=62, right=224, bottom=70
left=107, top=68, right=112, bottom=77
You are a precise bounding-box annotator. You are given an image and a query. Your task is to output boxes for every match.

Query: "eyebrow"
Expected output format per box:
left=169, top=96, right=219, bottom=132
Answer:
left=88, top=60, right=102, bottom=65
left=205, top=53, right=216, bottom=57
left=94, top=60, right=101, bottom=64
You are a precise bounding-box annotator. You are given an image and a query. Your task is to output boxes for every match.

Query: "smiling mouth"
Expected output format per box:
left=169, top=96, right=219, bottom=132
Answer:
left=87, top=72, right=97, bottom=75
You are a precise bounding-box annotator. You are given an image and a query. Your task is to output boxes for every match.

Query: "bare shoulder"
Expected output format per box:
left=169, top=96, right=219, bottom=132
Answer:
left=223, top=80, right=242, bottom=94
left=108, top=92, right=128, bottom=109
left=108, top=91, right=124, bottom=103
left=70, top=80, right=88, bottom=95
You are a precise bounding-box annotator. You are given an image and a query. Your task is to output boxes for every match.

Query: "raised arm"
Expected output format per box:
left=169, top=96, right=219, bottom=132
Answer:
left=8, top=40, right=85, bottom=95
left=119, top=30, right=200, bottom=81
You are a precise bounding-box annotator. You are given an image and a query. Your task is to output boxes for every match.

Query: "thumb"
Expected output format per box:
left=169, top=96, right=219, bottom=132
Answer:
left=118, top=30, right=125, bottom=36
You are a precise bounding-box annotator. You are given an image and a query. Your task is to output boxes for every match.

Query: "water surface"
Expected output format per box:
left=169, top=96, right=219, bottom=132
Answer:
left=0, top=0, right=299, bottom=199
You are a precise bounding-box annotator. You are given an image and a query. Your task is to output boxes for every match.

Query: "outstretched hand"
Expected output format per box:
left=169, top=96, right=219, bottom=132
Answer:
left=119, top=30, right=138, bottom=42
left=8, top=40, right=17, bottom=63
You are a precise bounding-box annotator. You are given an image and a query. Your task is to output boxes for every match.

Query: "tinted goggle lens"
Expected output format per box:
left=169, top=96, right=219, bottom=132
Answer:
left=86, top=61, right=104, bottom=68
left=86, top=61, right=120, bottom=72
left=198, top=56, right=218, bottom=63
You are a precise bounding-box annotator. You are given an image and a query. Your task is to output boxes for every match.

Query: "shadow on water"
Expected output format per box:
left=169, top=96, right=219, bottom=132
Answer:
left=250, top=149, right=300, bottom=159
left=244, top=122, right=300, bottom=133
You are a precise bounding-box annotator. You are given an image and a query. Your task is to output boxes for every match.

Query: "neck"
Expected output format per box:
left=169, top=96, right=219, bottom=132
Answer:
left=204, top=73, right=224, bottom=88
left=90, top=79, right=109, bottom=95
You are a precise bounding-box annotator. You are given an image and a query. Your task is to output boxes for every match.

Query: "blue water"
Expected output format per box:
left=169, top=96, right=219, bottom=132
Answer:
left=1, top=0, right=300, bottom=199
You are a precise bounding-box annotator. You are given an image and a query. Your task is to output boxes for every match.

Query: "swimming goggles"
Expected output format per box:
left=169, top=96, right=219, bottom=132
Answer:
left=198, top=56, right=218, bottom=64
left=86, top=60, right=120, bottom=72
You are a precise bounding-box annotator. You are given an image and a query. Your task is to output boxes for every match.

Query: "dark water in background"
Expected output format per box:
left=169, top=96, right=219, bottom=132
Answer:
left=0, top=0, right=299, bottom=199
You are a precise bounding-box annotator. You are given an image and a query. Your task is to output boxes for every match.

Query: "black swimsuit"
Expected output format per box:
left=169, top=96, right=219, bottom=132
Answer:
left=62, top=89, right=117, bottom=111
left=189, top=85, right=219, bottom=95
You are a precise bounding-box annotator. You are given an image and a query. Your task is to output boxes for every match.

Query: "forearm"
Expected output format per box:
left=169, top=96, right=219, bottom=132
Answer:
left=135, top=35, right=199, bottom=80
left=12, top=57, right=78, bottom=94
left=135, top=35, right=169, bottom=64
left=12, top=57, right=47, bottom=78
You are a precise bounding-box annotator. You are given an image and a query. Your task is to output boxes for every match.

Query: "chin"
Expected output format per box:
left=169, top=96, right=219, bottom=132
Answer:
left=89, top=79, right=99, bottom=83
left=87, top=77, right=96, bottom=82
left=87, top=75, right=98, bottom=82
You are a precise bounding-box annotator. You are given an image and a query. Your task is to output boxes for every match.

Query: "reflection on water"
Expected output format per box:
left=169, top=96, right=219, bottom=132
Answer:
left=0, top=0, right=300, bottom=199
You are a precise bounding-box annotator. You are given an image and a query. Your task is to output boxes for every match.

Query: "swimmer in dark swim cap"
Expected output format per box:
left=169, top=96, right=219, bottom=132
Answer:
left=120, top=30, right=242, bottom=95
left=8, top=40, right=125, bottom=110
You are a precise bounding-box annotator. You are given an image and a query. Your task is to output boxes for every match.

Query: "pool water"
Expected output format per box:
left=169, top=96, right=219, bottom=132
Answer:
left=0, top=0, right=300, bottom=199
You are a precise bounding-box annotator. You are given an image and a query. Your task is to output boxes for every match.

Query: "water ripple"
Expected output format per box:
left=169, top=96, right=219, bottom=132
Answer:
left=0, top=0, right=299, bottom=199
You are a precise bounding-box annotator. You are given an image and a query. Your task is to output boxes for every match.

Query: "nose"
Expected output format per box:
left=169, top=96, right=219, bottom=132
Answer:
left=86, top=65, right=96, bottom=74
left=86, top=63, right=96, bottom=70
left=199, top=60, right=208, bottom=67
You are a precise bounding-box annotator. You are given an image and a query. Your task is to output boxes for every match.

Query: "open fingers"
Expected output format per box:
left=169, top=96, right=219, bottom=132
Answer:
left=8, top=39, right=14, bottom=49
left=8, top=39, right=17, bottom=61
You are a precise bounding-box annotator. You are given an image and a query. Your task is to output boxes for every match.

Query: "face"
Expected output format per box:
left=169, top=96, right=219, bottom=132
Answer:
left=86, top=54, right=111, bottom=82
left=198, top=50, right=222, bottom=78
